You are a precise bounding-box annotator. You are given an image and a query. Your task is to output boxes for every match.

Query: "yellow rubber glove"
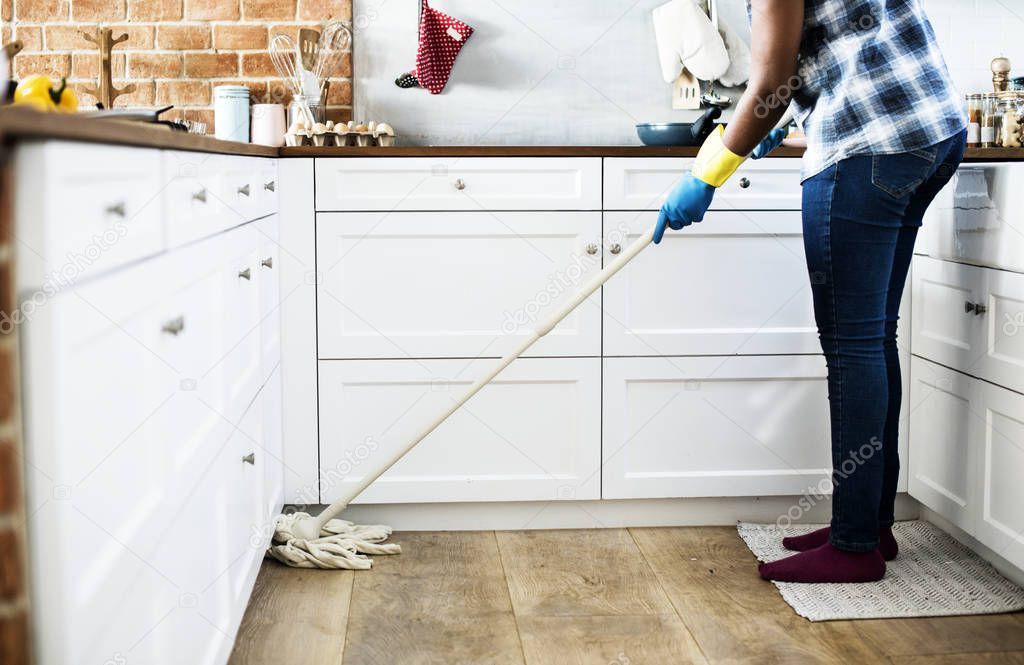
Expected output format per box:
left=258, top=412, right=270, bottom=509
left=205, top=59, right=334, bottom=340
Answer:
left=691, top=124, right=747, bottom=187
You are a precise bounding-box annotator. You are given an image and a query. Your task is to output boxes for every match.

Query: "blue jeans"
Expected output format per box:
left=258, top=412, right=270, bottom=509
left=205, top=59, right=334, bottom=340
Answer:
left=802, top=131, right=966, bottom=552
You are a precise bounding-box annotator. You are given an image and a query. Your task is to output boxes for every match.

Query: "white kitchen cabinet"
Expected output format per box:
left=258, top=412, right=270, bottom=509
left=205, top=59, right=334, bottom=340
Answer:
left=974, top=378, right=1024, bottom=571
left=255, top=214, right=281, bottom=385
left=975, top=267, right=1024, bottom=396
left=603, top=157, right=803, bottom=211
left=918, top=163, right=1024, bottom=274
left=908, top=357, right=980, bottom=533
left=315, top=157, right=602, bottom=211
left=315, top=211, right=603, bottom=359
left=602, top=211, right=818, bottom=356
left=911, top=256, right=988, bottom=375
left=317, top=357, right=601, bottom=503
left=601, top=355, right=831, bottom=499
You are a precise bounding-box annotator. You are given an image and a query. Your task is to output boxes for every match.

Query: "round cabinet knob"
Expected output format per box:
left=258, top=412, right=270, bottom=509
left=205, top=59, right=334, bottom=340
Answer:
left=192, top=188, right=207, bottom=203
left=242, top=452, right=255, bottom=465
left=454, top=178, right=466, bottom=191
left=105, top=201, right=126, bottom=217
left=238, top=268, right=252, bottom=280
left=264, top=181, right=276, bottom=192
left=585, top=243, right=599, bottom=256
left=237, top=184, right=251, bottom=197
left=261, top=257, right=274, bottom=269
left=739, top=177, right=751, bottom=189
left=161, top=316, right=185, bottom=336
left=609, top=243, right=622, bottom=255
left=965, top=301, right=988, bottom=316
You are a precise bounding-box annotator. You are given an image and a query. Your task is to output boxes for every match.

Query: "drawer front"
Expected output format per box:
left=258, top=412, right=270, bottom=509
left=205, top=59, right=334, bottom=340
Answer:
left=918, top=163, right=1024, bottom=274
left=603, top=157, right=803, bottom=210
left=314, top=157, right=602, bottom=211
left=18, top=141, right=164, bottom=287
left=602, top=355, right=831, bottom=499
left=974, top=378, right=1024, bottom=571
left=908, top=357, right=980, bottom=533
left=603, top=211, right=818, bottom=356
left=318, top=358, right=601, bottom=503
left=316, top=212, right=603, bottom=359
left=255, top=215, right=281, bottom=385
left=976, top=267, right=1024, bottom=395
left=911, top=256, right=988, bottom=375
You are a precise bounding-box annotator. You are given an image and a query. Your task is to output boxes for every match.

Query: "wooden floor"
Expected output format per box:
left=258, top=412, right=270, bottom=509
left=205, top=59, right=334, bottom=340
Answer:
left=228, top=527, right=1024, bottom=665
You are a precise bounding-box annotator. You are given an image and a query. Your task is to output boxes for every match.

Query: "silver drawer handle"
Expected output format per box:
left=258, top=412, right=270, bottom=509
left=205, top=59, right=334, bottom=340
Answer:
left=192, top=188, right=207, bottom=203
left=454, top=178, right=466, bottom=191
left=965, top=301, right=988, bottom=316
left=264, top=181, right=276, bottom=192
left=106, top=201, right=126, bottom=217
left=609, top=243, right=622, bottom=255
left=242, top=452, right=255, bottom=465
left=238, top=268, right=252, bottom=280
left=261, top=257, right=274, bottom=269
left=238, top=184, right=251, bottom=197
left=739, top=177, right=751, bottom=189
left=585, top=243, right=599, bottom=256
left=161, top=316, right=185, bottom=336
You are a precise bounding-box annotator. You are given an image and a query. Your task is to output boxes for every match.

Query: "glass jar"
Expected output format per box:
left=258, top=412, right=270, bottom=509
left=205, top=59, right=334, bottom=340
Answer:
left=1001, top=93, right=1024, bottom=148
left=966, top=93, right=983, bottom=147
left=981, top=93, right=999, bottom=148
left=287, top=94, right=325, bottom=129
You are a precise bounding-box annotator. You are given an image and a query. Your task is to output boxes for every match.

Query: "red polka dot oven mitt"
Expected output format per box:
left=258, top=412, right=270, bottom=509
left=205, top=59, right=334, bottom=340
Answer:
left=395, top=0, right=474, bottom=95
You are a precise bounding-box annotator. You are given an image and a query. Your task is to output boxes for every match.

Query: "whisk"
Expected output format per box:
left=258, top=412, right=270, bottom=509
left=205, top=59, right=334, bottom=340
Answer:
left=313, top=21, right=353, bottom=82
left=269, top=33, right=316, bottom=126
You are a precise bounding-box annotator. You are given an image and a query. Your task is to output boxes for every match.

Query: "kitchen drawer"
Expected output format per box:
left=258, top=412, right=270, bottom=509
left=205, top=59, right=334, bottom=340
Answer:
left=317, top=357, right=601, bottom=504
left=912, top=255, right=1024, bottom=395
left=601, top=355, right=831, bottom=499
left=603, top=157, right=803, bottom=210
left=314, top=157, right=602, bottom=211
left=15, top=141, right=164, bottom=289
left=316, top=211, right=603, bottom=359
left=908, top=357, right=981, bottom=534
left=603, top=211, right=818, bottom=356
left=918, top=163, right=1024, bottom=274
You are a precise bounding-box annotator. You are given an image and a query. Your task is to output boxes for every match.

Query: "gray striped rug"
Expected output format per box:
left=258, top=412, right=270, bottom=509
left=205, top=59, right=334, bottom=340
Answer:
left=738, top=520, right=1024, bottom=621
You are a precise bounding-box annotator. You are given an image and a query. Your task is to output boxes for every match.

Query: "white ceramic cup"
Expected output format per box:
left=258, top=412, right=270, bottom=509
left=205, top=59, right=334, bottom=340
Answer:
left=251, top=103, right=286, bottom=147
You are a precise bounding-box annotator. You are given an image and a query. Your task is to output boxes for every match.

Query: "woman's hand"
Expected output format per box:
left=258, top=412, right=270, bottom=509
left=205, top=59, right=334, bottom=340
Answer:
left=654, top=175, right=716, bottom=243
left=751, top=127, right=789, bottom=159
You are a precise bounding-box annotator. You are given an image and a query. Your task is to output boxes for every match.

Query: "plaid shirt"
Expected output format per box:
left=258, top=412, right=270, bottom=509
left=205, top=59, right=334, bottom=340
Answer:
left=750, top=0, right=966, bottom=180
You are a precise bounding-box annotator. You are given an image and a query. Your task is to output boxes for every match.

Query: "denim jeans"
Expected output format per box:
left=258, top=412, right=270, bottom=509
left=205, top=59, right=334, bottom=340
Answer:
left=802, top=130, right=966, bottom=552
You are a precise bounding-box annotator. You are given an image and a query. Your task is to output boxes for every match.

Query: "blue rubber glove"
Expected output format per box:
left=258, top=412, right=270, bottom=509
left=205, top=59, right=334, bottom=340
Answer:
left=751, top=127, right=789, bottom=160
left=653, top=174, right=716, bottom=244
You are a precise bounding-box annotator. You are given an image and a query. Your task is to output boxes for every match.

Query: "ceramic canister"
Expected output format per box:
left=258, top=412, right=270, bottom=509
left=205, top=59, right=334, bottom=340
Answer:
left=214, top=85, right=252, bottom=143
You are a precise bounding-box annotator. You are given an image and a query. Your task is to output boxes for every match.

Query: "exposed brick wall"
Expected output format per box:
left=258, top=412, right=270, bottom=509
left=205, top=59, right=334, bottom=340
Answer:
left=0, top=164, right=30, bottom=665
left=2, top=0, right=353, bottom=130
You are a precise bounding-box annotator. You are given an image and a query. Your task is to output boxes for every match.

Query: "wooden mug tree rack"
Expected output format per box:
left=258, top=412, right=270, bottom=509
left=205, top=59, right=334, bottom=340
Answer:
left=79, top=27, right=136, bottom=109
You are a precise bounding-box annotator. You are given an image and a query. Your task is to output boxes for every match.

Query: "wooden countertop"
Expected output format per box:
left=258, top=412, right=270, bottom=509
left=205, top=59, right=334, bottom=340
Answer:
left=1, top=107, right=1021, bottom=161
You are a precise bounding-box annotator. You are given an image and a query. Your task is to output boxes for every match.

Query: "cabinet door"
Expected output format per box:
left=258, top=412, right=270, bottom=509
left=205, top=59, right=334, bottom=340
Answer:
left=315, top=157, right=602, bottom=211
left=221, top=224, right=263, bottom=425
left=908, top=357, right=980, bottom=533
left=317, top=358, right=601, bottom=503
left=255, top=214, right=281, bottom=386
left=603, top=157, right=802, bottom=211
left=911, top=256, right=988, bottom=375
left=602, top=356, right=831, bottom=499
left=603, top=211, right=818, bottom=356
left=974, top=379, right=1024, bottom=571
left=316, top=212, right=603, bottom=359
left=918, top=163, right=1024, bottom=274
left=975, top=267, right=1024, bottom=395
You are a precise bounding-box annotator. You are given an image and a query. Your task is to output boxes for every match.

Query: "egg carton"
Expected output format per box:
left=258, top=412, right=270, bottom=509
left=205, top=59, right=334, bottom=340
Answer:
left=285, top=120, right=397, bottom=148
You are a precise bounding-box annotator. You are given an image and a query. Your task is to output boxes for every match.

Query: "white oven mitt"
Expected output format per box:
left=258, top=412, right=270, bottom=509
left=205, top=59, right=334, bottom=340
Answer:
left=717, top=17, right=751, bottom=88
left=653, top=0, right=729, bottom=84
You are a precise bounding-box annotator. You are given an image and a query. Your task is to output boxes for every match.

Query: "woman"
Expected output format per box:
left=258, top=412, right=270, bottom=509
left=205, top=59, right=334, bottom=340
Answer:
left=656, top=0, right=966, bottom=583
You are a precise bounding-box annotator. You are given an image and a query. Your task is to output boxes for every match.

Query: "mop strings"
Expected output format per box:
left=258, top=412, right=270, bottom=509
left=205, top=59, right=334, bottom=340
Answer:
left=266, top=512, right=402, bottom=570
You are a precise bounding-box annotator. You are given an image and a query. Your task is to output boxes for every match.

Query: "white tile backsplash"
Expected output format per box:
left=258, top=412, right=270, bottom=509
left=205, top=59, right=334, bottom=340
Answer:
left=926, top=0, right=1024, bottom=95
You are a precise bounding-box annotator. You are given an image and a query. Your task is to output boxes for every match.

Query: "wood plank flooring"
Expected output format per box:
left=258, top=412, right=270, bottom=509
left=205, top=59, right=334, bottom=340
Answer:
left=228, top=527, right=1024, bottom=665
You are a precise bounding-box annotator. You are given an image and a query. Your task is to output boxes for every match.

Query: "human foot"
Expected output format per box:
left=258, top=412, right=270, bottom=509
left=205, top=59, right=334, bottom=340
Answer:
left=758, top=543, right=886, bottom=583
left=782, top=526, right=898, bottom=561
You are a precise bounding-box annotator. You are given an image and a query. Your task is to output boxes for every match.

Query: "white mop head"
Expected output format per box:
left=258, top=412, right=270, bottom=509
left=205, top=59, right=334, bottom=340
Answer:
left=266, top=512, right=402, bottom=569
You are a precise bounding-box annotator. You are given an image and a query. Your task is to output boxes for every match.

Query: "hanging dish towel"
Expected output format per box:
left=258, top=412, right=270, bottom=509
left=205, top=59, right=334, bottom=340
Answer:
left=414, top=0, right=474, bottom=94
left=652, top=0, right=730, bottom=84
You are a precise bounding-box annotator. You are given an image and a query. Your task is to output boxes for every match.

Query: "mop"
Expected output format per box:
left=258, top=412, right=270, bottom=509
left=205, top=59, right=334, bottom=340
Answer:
left=266, top=227, right=657, bottom=569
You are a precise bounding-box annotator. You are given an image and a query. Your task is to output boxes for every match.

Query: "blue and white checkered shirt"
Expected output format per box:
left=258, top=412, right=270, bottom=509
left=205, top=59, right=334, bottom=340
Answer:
left=750, top=0, right=967, bottom=180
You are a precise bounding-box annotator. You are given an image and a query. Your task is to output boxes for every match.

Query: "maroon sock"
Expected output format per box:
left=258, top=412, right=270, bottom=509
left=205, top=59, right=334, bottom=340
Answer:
left=758, top=543, right=886, bottom=583
left=782, top=526, right=899, bottom=561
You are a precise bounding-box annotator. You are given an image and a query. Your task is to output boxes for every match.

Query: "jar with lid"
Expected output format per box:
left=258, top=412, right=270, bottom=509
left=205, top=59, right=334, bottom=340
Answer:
left=213, top=85, right=251, bottom=143
left=981, top=93, right=999, bottom=148
left=1000, top=92, right=1024, bottom=148
left=966, top=93, right=983, bottom=147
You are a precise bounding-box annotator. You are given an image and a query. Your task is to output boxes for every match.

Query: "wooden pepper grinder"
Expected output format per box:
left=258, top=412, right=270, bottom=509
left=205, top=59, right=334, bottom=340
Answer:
left=80, top=27, right=136, bottom=108
left=992, top=56, right=1012, bottom=93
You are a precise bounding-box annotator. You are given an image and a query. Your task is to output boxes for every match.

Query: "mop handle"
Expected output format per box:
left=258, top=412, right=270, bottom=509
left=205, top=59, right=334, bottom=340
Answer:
left=313, top=226, right=657, bottom=530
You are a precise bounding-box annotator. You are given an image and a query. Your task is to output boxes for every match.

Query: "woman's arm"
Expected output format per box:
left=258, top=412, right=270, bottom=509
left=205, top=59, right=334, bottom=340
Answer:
left=721, top=0, right=805, bottom=155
